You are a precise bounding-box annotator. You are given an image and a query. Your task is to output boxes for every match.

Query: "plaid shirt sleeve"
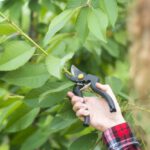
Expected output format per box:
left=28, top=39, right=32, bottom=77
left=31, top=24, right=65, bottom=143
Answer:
left=102, top=122, right=140, bottom=150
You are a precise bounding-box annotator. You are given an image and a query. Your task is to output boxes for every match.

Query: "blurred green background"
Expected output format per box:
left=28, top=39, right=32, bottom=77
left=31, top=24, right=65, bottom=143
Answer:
left=0, top=0, right=149, bottom=149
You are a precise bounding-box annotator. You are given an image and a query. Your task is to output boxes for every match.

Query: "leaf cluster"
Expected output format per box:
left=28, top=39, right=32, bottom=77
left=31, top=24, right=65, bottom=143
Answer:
left=0, top=0, right=145, bottom=150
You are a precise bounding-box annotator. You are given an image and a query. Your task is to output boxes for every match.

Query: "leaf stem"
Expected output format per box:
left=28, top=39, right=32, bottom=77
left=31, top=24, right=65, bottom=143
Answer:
left=63, top=67, right=72, bottom=76
left=87, top=0, right=92, bottom=7
left=0, top=12, right=48, bottom=56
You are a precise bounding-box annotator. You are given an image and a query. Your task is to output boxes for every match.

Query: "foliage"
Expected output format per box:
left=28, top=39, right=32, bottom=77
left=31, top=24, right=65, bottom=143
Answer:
left=0, top=0, right=148, bottom=149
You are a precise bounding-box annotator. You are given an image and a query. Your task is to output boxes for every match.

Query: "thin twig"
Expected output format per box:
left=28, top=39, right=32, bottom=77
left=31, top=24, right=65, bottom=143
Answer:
left=63, top=67, right=72, bottom=76
left=0, top=12, right=48, bottom=56
left=128, top=103, right=150, bottom=113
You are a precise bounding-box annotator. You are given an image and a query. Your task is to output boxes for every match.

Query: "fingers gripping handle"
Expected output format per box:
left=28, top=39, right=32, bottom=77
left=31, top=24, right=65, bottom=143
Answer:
left=73, top=85, right=83, bottom=97
left=91, top=83, right=117, bottom=112
left=73, top=85, right=90, bottom=127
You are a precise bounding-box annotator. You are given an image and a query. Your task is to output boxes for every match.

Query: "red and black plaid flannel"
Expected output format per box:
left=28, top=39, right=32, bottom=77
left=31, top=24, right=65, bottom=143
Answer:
left=102, top=122, right=140, bottom=150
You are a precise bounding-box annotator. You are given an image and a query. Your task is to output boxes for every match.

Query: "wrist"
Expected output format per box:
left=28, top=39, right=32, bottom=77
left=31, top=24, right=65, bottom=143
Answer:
left=104, top=119, right=126, bottom=131
left=97, top=116, right=126, bottom=132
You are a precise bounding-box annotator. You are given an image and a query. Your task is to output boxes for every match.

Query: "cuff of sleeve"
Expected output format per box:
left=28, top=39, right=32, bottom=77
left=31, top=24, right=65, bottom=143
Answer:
left=102, top=122, right=140, bottom=150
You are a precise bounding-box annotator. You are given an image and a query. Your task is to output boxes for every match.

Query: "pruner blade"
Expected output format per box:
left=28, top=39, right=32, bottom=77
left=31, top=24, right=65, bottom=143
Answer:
left=71, top=65, right=84, bottom=77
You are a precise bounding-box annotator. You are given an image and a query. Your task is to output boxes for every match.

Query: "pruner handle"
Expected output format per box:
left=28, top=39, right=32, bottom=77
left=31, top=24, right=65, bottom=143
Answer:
left=91, top=83, right=116, bottom=112
left=73, top=85, right=90, bottom=127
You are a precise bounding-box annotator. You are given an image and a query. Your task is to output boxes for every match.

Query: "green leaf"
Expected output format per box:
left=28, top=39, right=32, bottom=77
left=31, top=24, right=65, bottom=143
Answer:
left=76, top=7, right=89, bottom=43
left=10, top=126, right=37, bottom=146
left=69, top=132, right=98, bottom=150
left=91, top=0, right=100, bottom=8
left=0, top=88, right=7, bottom=98
left=0, top=35, right=9, bottom=44
left=21, top=128, right=49, bottom=150
left=0, top=41, right=35, bottom=71
left=84, top=38, right=102, bottom=55
left=114, top=30, right=127, bottom=46
left=0, top=95, right=23, bottom=108
left=39, top=92, right=71, bottom=108
left=105, top=76, right=123, bottom=94
left=5, top=104, right=40, bottom=132
left=101, top=39, right=120, bottom=58
left=64, top=120, right=85, bottom=135
left=0, top=23, right=16, bottom=35
left=39, top=82, right=73, bottom=108
left=45, top=55, right=61, bottom=79
left=24, top=80, right=72, bottom=108
left=46, top=101, right=77, bottom=133
left=9, top=1, right=22, bottom=20
left=67, top=0, right=86, bottom=8
left=3, top=63, right=49, bottom=88
left=23, top=80, right=55, bottom=108
left=28, top=0, right=41, bottom=12
left=48, top=116, right=76, bottom=133
left=40, top=82, right=73, bottom=99
left=62, top=53, right=74, bottom=64
left=44, top=9, right=75, bottom=46
left=67, top=0, right=99, bottom=8
left=104, top=0, right=118, bottom=26
left=0, top=101, right=22, bottom=126
left=21, top=115, right=53, bottom=150
left=45, top=53, right=74, bottom=79
left=88, top=8, right=108, bottom=42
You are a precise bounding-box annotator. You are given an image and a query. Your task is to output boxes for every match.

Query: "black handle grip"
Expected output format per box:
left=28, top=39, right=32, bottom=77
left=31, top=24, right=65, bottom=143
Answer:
left=73, top=85, right=90, bottom=127
left=91, top=83, right=116, bottom=112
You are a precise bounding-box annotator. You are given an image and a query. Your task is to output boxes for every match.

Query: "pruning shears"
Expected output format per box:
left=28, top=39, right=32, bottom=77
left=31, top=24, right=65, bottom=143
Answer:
left=65, top=65, right=116, bottom=126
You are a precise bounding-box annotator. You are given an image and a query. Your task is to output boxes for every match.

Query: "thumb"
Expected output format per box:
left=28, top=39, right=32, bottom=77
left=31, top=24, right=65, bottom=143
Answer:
left=96, top=83, right=110, bottom=91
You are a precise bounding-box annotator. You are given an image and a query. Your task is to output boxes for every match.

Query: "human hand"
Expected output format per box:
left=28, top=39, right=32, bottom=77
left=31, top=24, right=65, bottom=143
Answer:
left=67, top=83, right=125, bottom=132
